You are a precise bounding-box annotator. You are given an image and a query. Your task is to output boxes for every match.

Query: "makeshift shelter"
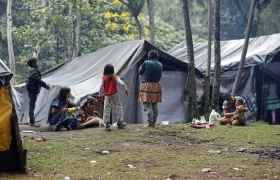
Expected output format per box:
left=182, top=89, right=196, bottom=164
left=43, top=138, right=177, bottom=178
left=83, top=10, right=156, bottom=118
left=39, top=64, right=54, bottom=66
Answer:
left=0, top=59, right=26, bottom=172
left=168, top=33, right=280, bottom=120
left=13, top=40, right=204, bottom=125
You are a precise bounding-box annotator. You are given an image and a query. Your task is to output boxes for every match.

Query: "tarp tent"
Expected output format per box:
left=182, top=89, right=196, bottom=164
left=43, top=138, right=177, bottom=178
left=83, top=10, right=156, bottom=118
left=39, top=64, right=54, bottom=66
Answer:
left=13, top=40, right=204, bottom=125
left=168, top=33, right=280, bottom=118
left=0, top=59, right=26, bottom=172
left=168, top=33, right=280, bottom=74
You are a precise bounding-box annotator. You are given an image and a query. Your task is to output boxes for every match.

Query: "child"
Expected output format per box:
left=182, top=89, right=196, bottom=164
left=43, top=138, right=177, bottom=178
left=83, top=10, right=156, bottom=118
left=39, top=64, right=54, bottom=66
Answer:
left=231, top=97, right=247, bottom=126
left=26, top=57, right=50, bottom=127
left=99, top=64, right=128, bottom=131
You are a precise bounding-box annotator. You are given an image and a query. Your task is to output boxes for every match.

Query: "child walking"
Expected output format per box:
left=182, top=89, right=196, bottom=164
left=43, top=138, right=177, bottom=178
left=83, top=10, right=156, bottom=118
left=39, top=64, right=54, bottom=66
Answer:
left=26, top=57, right=50, bottom=127
left=99, top=64, right=128, bottom=131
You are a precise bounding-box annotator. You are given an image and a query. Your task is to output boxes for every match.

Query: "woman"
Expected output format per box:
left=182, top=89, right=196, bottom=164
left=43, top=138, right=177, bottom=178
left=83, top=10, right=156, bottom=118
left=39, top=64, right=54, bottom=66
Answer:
left=48, top=87, right=79, bottom=131
left=220, top=93, right=246, bottom=126
left=75, top=95, right=104, bottom=128
left=139, top=50, right=163, bottom=127
left=263, top=79, right=280, bottom=125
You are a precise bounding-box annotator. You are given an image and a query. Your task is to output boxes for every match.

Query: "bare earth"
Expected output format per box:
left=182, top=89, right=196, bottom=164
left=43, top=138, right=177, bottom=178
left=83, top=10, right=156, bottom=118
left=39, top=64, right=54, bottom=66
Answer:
left=1, top=122, right=280, bottom=180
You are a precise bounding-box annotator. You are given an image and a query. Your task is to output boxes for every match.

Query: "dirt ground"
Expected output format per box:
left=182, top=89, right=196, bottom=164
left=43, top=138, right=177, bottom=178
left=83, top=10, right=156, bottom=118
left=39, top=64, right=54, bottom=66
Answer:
left=1, top=122, right=280, bottom=180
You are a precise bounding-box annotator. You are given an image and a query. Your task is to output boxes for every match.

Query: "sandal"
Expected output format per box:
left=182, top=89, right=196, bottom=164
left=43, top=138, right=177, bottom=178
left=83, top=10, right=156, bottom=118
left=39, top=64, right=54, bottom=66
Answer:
left=30, top=123, right=41, bottom=127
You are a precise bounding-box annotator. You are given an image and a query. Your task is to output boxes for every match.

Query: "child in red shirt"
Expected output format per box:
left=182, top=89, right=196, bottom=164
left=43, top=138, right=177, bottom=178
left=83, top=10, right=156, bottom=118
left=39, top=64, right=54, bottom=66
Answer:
left=99, top=64, right=128, bottom=131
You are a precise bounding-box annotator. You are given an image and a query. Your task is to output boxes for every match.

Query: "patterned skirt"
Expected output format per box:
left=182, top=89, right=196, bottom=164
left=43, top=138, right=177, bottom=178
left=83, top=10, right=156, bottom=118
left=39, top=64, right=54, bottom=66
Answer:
left=139, top=82, right=162, bottom=103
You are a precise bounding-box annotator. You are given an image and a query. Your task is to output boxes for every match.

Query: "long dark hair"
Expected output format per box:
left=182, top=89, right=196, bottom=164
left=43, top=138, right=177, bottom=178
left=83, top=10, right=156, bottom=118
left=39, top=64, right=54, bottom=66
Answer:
left=103, top=64, right=115, bottom=79
left=57, top=87, right=71, bottom=106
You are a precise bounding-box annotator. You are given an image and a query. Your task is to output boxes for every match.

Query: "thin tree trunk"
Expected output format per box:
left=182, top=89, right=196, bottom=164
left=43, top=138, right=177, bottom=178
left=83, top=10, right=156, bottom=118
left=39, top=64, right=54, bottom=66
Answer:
left=147, top=0, right=155, bottom=44
left=204, top=0, right=212, bottom=116
left=7, top=0, right=15, bottom=84
left=72, top=14, right=77, bottom=58
left=182, top=0, right=197, bottom=120
left=76, top=14, right=81, bottom=57
left=232, top=0, right=257, bottom=96
left=133, top=15, right=142, bottom=39
left=32, top=43, right=39, bottom=59
left=211, top=0, right=221, bottom=111
left=55, top=37, right=60, bottom=63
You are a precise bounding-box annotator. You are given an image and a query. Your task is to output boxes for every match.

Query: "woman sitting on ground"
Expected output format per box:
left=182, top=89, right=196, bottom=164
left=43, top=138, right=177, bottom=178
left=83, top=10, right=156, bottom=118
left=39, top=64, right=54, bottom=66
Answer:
left=75, top=95, right=104, bottom=128
left=220, top=93, right=247, bottom=126
left=48, top=87, right=80, bottom=131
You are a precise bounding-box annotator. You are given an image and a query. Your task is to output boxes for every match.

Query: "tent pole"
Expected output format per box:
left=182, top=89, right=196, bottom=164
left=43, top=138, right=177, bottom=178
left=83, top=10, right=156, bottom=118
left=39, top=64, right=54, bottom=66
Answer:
left=134, top=63, right=140, bottom=124
left=9, top=88, right=26, bottom=173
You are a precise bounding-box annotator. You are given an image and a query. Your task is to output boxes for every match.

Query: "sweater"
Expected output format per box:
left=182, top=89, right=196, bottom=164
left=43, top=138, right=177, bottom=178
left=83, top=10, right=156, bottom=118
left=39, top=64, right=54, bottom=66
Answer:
left=99, top=75, right=127, bottom=96
left=25, top=67, right=47, bottom=94
left=139, top=60, right=162, bottom=83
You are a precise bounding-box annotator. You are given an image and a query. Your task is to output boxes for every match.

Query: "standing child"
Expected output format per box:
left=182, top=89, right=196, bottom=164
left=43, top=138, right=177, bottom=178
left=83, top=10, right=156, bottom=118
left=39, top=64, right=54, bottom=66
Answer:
left=99, top=64, right=128, bottom=131
left=26, top=57, right=50, bottom=127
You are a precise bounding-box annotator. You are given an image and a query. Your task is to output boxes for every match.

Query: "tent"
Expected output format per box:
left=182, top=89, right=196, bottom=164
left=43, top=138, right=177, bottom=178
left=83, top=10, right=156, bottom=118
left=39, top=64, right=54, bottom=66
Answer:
left=0, top=59, right=26, bottom=172
left=13, top=40, right=204, bottom=125
left=168, top=33, right=280, bottom=119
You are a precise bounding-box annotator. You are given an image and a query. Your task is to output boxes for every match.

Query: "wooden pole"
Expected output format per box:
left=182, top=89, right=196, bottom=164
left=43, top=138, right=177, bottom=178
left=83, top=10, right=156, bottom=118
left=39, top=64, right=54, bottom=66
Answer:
left=134, top=63, right=140, bottom=124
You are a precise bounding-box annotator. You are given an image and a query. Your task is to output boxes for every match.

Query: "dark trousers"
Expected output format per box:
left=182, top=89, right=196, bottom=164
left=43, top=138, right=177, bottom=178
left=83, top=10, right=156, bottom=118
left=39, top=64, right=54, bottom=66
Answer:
left=28, top=92, right=38, bottom=124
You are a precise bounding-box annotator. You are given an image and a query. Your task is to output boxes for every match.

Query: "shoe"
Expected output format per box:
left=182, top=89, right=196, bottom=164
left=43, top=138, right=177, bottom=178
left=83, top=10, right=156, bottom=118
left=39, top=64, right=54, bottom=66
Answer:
left=117, top=121, right=126, bottom=129
left=105, top=123, right=111, bottom=131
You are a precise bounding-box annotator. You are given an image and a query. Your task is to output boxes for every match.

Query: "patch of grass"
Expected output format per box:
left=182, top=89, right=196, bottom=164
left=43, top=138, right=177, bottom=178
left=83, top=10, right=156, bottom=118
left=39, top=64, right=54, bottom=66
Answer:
left=1, top=122, right=280, bottom=179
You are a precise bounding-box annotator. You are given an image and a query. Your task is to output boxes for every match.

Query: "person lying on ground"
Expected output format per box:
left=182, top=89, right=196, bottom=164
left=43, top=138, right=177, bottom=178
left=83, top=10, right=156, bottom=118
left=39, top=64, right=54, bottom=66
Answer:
left=75, top=95, right=104, bottom=128
left=48, top=87, right=79, bottom=131
left=220, top=93, right=247, bottom=126
left=26, top=57, right=50, bottom=127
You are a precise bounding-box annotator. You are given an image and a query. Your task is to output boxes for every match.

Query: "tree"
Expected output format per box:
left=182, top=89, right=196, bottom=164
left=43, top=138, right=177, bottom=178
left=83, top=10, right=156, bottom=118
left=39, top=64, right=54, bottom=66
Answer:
left=181, top=0, right=197, bottom=120
left=204, top=0, right=212, bottom=116
left=7, top=0, right=15, bottom=83
left=147, top=0, right=155, bottom=44
left=211, top=0, right=221, bottom=111
left=120, top=0, right=146, bottom=39
left=231, top=0, right=257, bottom=96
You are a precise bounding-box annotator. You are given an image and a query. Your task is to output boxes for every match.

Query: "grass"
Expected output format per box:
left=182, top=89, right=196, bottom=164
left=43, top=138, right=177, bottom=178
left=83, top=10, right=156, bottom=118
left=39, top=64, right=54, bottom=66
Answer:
left=1, top=122, right=280, bottom=180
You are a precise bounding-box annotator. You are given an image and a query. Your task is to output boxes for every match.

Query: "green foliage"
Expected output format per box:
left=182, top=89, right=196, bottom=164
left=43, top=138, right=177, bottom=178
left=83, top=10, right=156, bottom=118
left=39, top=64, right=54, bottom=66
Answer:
left=0, top=0, right=280, bottom=84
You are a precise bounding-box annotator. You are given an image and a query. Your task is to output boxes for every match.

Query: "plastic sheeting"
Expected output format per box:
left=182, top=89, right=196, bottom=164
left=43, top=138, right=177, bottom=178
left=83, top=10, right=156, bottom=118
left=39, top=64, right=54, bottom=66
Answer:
left=0, top=86, right=12, bottom=151
left=168, top=33, right=280, bottom=74
left=13, top=40, right=203, bottom=125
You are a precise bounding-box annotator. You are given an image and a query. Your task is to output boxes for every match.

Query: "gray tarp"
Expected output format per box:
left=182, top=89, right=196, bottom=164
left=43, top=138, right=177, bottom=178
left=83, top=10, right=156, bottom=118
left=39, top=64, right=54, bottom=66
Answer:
left=168, top=34, right=280, bottom=118
left=13, top=40, right=204, bottom=125
left=168, top=33, right=280, bottom=74
left=0, top=59, right=12, bottom=85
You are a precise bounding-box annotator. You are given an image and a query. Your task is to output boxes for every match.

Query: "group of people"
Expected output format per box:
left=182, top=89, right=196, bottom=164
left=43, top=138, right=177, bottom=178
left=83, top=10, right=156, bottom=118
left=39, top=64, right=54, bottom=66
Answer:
left=25, top=50, right=163, bottom=131
left=219, top=77, right=280, bottom=126
left=25, top=49, right=280, bottom=130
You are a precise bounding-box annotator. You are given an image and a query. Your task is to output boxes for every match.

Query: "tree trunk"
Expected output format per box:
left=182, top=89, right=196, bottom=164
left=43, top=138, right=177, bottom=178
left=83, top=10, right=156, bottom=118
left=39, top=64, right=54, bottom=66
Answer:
left=32, top=43, right=39, bottom=59
left=76, top=14, right=81, bottom=57
left=232, top=0, right=257, bottom=96
left=55, top=37, right=60, bottom=63
left=181, top=0, right=197, bottom=120
left=211, top=0, right=221, bottom=111
left=72, top=14, right=77, bottom=58
left=7, top=0, right=15, bottom=84
left=204, top=0, right=212, bottom=116
left=147, top=0, right=155, bottom=44
left=133, top=15, right=142, bottom=40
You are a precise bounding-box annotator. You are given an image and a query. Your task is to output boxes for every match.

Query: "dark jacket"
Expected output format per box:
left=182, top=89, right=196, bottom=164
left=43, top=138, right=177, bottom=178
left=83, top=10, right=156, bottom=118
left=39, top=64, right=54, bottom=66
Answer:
left=26, top=67, right=47, bottom=94
left=139, top=60, right=162, bottom=83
